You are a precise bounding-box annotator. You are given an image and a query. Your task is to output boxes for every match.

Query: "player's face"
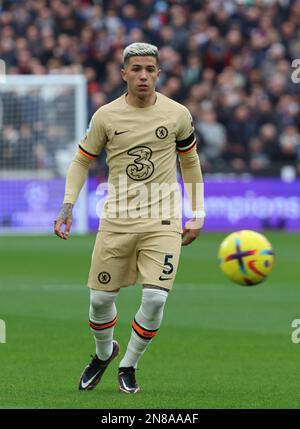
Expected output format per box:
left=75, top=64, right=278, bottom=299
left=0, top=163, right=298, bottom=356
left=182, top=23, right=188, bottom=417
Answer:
left=122, top=56, right=160, bottom=99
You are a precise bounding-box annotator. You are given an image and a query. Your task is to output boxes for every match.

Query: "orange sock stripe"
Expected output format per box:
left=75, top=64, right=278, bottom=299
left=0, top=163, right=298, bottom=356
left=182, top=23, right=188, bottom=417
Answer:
left=89, top=316, right=117, bottom=331
left=132, top=319, right=159, bottom=340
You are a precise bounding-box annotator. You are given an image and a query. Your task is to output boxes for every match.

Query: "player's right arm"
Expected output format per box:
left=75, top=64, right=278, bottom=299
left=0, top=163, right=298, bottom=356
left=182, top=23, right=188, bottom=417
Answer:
left=54, top=152, right=93, bottom=239
left=54, top=113, right=107, bottom=239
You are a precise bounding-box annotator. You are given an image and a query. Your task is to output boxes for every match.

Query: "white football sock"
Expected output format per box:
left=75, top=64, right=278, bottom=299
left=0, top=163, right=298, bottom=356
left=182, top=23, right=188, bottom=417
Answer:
left=119, top=288, right=168, bottom=368
left=89, top=289, right=118, bottom=361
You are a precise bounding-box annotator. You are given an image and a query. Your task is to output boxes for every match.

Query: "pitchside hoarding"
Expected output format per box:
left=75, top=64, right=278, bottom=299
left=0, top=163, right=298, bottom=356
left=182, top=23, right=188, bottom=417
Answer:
left=88, top=178, right=300, bottom=232
left=202, top=178, right=300, bottom=231
left=0, top=179, right=65, bottom=231
left=0, top=178, right=299, bottom=232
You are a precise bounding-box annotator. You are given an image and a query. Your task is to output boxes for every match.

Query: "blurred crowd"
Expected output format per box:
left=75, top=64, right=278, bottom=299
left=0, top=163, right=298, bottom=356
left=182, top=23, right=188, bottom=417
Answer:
left=1, top=0, right=300, bottom=177
left=0, top=87, right=76, bottom=171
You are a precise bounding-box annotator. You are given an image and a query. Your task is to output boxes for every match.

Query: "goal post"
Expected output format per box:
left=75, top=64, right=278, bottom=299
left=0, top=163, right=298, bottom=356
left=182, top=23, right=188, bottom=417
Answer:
left=0, top=75, right=88, bottom=234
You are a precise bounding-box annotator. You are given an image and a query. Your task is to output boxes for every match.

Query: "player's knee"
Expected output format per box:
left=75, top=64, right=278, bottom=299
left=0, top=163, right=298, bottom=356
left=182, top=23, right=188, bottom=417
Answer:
left=141, top=288, right=168, bottom=320
left=90, top=289, right=118, bottom=313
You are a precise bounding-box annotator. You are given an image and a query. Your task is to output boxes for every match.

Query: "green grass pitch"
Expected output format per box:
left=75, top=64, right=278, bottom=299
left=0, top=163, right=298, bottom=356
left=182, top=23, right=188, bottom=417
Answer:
left=0, top=232, right=299, bottom=409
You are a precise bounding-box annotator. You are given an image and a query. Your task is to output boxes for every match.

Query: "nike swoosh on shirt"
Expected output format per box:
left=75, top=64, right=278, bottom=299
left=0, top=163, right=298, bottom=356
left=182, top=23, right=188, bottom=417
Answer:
left=114, top=130, right=129, bottom=135
left=80, top=370, right=101, bottom=389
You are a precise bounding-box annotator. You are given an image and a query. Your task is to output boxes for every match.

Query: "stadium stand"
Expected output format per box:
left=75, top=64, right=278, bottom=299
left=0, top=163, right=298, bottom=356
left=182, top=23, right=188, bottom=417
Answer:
left=1, top=0, right=300, bottom=176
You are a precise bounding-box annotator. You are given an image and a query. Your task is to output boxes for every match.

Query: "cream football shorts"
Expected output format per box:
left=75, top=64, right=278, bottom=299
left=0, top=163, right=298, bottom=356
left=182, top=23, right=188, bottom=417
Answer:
left=87, top=231, right=182, bottom=291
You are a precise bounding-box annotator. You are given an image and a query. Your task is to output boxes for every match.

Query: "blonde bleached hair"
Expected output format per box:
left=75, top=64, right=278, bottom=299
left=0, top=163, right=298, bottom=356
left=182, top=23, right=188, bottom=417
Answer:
left=123, top=42, right=159, bottom=67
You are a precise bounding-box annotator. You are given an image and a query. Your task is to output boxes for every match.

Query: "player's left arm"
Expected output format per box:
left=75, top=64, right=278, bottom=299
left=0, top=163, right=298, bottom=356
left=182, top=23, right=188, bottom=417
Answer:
left=176, top=108, right=205, bottom=246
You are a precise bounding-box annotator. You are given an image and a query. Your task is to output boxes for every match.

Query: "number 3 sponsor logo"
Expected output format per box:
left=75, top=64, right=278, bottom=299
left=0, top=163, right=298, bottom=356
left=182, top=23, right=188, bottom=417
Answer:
left=126, top=146, right=154, bottom=181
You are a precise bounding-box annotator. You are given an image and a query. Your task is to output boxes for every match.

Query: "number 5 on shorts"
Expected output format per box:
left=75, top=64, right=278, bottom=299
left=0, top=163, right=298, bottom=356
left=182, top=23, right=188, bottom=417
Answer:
left=159, top=255, right=174, bottom=281
left=163, top=254, right=174, bottom=275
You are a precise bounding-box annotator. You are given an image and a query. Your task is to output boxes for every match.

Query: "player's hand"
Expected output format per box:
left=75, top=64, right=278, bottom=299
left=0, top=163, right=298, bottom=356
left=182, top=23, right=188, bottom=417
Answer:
left=182, top=217, right=204, bottom=246
left=54, top=203, right=73, bottom=240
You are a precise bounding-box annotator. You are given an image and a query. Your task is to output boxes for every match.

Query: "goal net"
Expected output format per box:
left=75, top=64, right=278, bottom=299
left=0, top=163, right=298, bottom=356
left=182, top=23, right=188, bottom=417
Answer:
left=0, top=75, right=88, bottom=233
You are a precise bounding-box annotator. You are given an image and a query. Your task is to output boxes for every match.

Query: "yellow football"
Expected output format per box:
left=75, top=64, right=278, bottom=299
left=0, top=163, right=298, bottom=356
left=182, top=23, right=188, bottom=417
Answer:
left=218, top=230, right=274, bottom=286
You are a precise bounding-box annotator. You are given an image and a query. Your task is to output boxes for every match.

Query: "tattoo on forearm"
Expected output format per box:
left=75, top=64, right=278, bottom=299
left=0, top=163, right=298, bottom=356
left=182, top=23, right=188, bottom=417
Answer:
left=57, top=203, right=73, bottom=220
